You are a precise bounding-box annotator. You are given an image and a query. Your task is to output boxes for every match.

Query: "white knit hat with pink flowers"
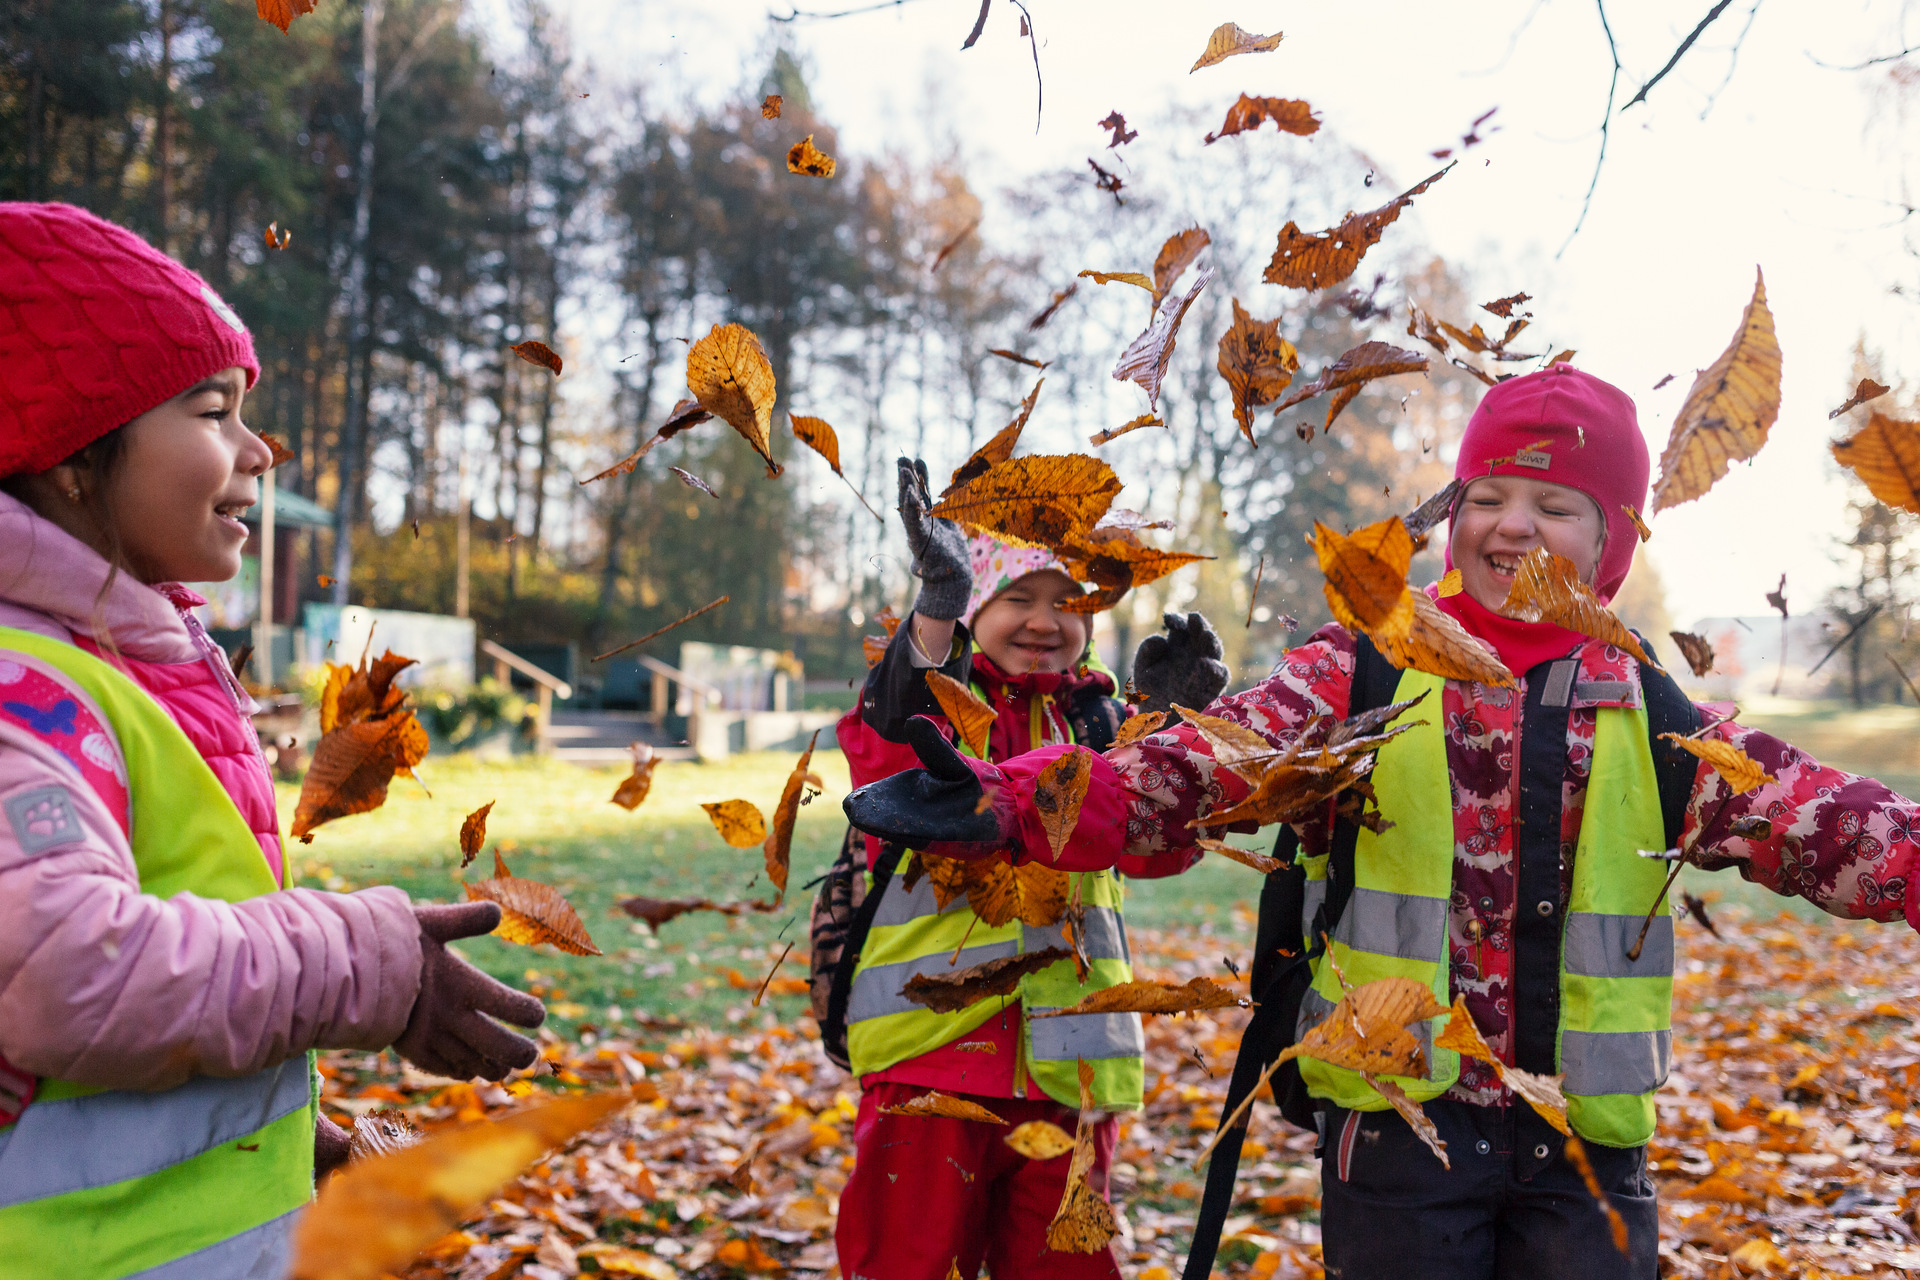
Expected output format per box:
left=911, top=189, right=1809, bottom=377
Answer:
left=964, top=532, right=1078, bottom=625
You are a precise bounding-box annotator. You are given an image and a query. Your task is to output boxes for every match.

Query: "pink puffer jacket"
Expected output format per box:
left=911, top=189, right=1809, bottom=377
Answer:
left=0, top=491, right=421, bottom=1094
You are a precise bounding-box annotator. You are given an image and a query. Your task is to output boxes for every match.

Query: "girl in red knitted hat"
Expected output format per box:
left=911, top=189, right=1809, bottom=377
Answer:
left=0, top=203, right=545, bottom=1277
left=848, top=364, right=1920, bottom=1279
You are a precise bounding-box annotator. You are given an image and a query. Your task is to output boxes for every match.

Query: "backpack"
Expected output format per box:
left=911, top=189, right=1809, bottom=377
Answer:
left=809, top=828, right=906, bottom=1071
left=1181, top=635, right=1702, bottom=1280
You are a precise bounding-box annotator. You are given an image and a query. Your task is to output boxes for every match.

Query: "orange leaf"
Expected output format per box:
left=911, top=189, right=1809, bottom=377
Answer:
left=930, top=455, right=1122, bottom=550
left=946, top=378, right=1044, bottom=494
left=926, top=671, right=996, bottom=759
left=1033, top=747, right=1093, bottom=861
left=258, top=432, right=295, bottom=467
left=1622, top=503, right=1653, bottom=542
left=1277, top=976, right=1446, bottom=1078
left=1045, top=1175, right=1118, bottom=1253
left=1373, top=589, right=1515, bottom=688
left=509, top=340, right=562, bottom=377
left=1669, top=630, right=1715, bottom=677
left=1112, top=710, right=1167, bottom=746
left=1195, top=837, right=1286, bottom=874
left=900, top=947, right=1072, bottom=1014
left=965, top=858, right=1070, bottom=928
left=1436, top=996, right=1568, bottom=1133
left=687, top=323, right=781, bottom=478
left=292, top=713, right=428, bottom=838
left=1314, top=517, right=1416, bottom=651
left=760, top=94, right=782, bottom=119
left=1217, top=298, right=1300, bottom=445
left=1650, top=267, right=1781, bottom=513
left=763, top=730, right=821, bottom=898
left=1078, top=269, right=1154, bottom=293
left=1205, top=94, right=1320, bottom=144
left=789, top=414, right=843, bottom=473
left=1151, top=227, right=1211, bottom=305
left=1831, top=410, right=1920, bottom=516
left=878, top=1091, right=1006, bottom=1124
left=1497, top=547, right=1651, bottom=663
left=1189, top=22, right=1284, bottom=71
left=459, top=800, right=494, bottom=869
left=1659, top=733, right=1777, bottom=795
left=1089, top=413, right=1164, bottom=446
left=610, top=743, right=659, bottom=810
left=702, top=800, right=767, bottom=847
left=1830, top=376, right=1891, bottom=420
left=465, top=851, right=601, bottom=956
left=1113, top=267, right=1214, bottom=409
left=786, top=134, right=836, bottom=178
left=1004, top=1120, right=1075, bottom=1160
left=1273, top=341, right=1427, bottom=430
left=1030, top=976, right=1246, bottom=1018
left=256, top=0, right=318, bottom=32
left=1364, top=1073, right=1450, bottom=1169
left=1263, top=166, right=1451, bottom=291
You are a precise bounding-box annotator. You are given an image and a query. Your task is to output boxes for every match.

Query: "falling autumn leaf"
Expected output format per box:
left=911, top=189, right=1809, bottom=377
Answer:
left=1078, top=268, right=1156, bottom=293
left=1497, top=547, right=1651, bottom=664
left=256, top=0, right=318, bottom=32
left=1435, top=997, right=1568, bottom=1134
left=1204, top=94, right=1320, bottom=144
left=1086, top=158, right=1124, bottom=202
left=346, top=1111, right=422, bottom=1162
left=899, top=947, right=1073, bottom=1014
left=929, top=217, right=981, bottom=273
left=264, top=221, right=292, bottom=250
left=1314, top=517, right=1416, bottom=653
left=459, top=801, right=495, bottom=870
left=946, top=378, right=1043, bottom=494
left=1830, top=377, right=1891, bottom=419
left=317, top=575, right=336, bottom=588
left=1374, top=590, right=1516, bottom=687
left=988, top=348, right=1049, bottom=370
left=1096, top=110, right=1137, bottom=147
left=1196, top=837, right=1286, bottom=874
left=510, top=341, right=563, bottom=377
left=1056, top=526, right=1211, bottom=615
left=1114, top=267, right=1215, bottom=409
left=931, top=454, right=1122, bottom=550
left=1830, top=411, right=1920, bottom=515
left=1482, top=292, right=1532, bottom=318
left=1031, top=977, right=1247, bottom=1018
left=1176, top=705, right=1282, bottom=782
left=786, top=134, right=836, bottom=178
left=1650, top=267, right=1782, bottom=513
left=687, top=323, right=781, bottom=478
left=1204, top=694, right=1424, bottom=827
left=259, top=432, right=295, bottom=467
left=926, top=671, right=997, bottom=759
left=760, top=94, right=782, bottom=119
left=1366, top=1073, right=1451, bottom=1169
left=1113, top=710, right=1167, bottom=746
left=1264, top=165, right=1451, bottom=292
left=610, top=743, right=659, bottom=810
left=762, top=730, right=821, bottom=899
left=1027, top=284, right=1079, bottom=331
left=878, top=1091, right=1007, bottom=1124
left=1032, top=747, right=1093, bottom=861
left=703, top=800, right=768, bottom=848
left=1279, top=976, right=1445, bottom=1077
left=293, top=651, right=429, bottom=839
left=1670, top=631, right=1716, bottom=677
left=464, top=851, right=601, bottom=956
left=1660, top=733, right=1777, bottom=795
left=1089, top=413, right=1165, bottom=446
left=965, top=859, right=1070, bottom=929
left=1047, top=1061, right=1119, bottom=1252
left=1005, top=1120, right=1076, bottom=1161
left=670, top=467, right=718, bottom=497
left=791, top=414, right=883, bottom=519
left=1217, top=298, right=1300, bottom=445
left=1189, top=21, right=1284, bottom=71
left=1273, top=341, right=1428, bottom=430
left=617, top=895, right=738, bottom=933
left=580, top=398, right=713, bottom=486
left=1151, top=227, right=1212, bottom=305
left=1623, top=504, right=1653, bottom=543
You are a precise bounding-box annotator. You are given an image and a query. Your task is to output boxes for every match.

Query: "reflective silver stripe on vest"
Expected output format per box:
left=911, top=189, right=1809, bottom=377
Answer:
left=1301, top=878, right=1327, bottom=942
left=846, top=941, right=1021, bottom=1023
left=1296, top=980, right=1442, bottom=1081
left=870, top=869, right=970, bottom=928
left=1562, top=913, right=1674, bottom=979
left=0, top=1060, right=311, bottom=1207
left=1021, top=906, right=1128, bottom=964
left=1028, top=1009, right=1144, bottom=1061
left=127, top=1206, right=300, bottom=1280
left=1331, top=886, right=1447, bottom=963
left=1560, top=1029, right=1672, bottom=1096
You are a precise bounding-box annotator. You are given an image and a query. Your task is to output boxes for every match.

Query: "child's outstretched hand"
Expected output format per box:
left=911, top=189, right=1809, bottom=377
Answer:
left=844, top=715, right=1012, bottom=858
left=393, top=901, right=547, bottom=1082
left=1131, top=611, right=1230, bottom=719
left=897, top=457, right=971, bottom=622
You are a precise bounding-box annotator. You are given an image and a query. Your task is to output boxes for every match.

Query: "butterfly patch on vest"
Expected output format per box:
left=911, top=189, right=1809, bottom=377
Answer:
left=4, top=785, right=83, bottom=855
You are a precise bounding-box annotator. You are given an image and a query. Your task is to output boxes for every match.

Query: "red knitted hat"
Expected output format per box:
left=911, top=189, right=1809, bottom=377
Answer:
left=0, top=202, right=259, bottom=478
left=1450, top=364, right=1648, bottom=601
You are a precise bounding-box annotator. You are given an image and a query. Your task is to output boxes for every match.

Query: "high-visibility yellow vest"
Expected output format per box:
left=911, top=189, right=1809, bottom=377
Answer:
left=0, top=627, right=316, bottom=1279
left=846, top=679, right=1144, bottom=1111
left=1295, top=668, right=1674, bottom=1147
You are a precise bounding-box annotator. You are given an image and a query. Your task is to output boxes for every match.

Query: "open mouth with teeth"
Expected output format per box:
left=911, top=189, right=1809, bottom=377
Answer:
left=214, top=499, right=253, bottom=535
left=1485, top=552, right=1525, bottom=579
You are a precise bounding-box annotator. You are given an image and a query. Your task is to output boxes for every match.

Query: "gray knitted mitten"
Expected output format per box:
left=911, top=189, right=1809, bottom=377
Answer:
left=897, top=457, right=972, bottom=622
left=1131, top=611, right=1230, bottom=719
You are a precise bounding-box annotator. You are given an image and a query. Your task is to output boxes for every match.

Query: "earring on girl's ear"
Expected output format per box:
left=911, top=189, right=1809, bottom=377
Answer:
left=64, top=485, right=81, bottom=503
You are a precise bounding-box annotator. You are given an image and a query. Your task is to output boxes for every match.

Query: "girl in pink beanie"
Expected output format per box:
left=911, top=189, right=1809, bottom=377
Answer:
left=0, top=203, right=544, bottom=1278
left=849, top=365, right=1920, bottom=1279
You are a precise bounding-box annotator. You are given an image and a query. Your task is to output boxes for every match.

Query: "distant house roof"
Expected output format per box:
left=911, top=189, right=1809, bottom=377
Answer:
left=244, top=487, right=333, bottom=531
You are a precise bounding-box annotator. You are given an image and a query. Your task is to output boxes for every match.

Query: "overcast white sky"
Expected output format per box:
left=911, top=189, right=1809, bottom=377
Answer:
left=493, top=0, right=1920, bottom=626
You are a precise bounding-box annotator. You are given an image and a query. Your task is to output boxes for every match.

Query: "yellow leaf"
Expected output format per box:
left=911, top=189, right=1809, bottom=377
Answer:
left=1497, top=547, right=1651, bottom=664
left=1277, top=976, right=1446, bottom=1078
left=786, top=133, right=836, bottom=177
left=1659, top=733, right=1777, bottom=795
left=926, top=671, right=996, bottom=759
left=763, top=731, right=820, bottom=899
left=1045, top=1175, right=1118, bottom=1252
left=1436, top=569, right=1463, bottom=597
left=1650, top=267, right=1782, bottom=513
left=1005, top=1120, right=1075, bottom=1161
left=930, top=455, right=1122, bottom=551
left=1216, top=298, right=1299, bottom=445
left=1314, top=517, right=1416, bottom=651
left=1727, top=1238, right=1788, bottom=1274
left=686, top=323, right=781, bottom=478
left=1831, top=410, right=1920, bottom=516
left=464, top=851, right=601, bottom=956
left=1174, top=704, right=1278, bottom=783
left=789, top=414, right=843, bottom=473
left=878, top=1091, right=1006, bottom=1123
left=1112, top=710, right=1167, bottom=746
left=1373, top=589, right=1515, bottom=688
left=1435, top=997, right=1568, bottom=1134
left=964, top=859, right=1070, bottom=928
left=1196, top=837, right=1286, bottom=874
left=1189, top=21, right=1283, bottom=72
left=1622, top=504, right=1653, bottom=543
left=1078, top=269, right=1155, bottom=292
left=702, top=799, right=768, bottom=847
left=1033, top=747, right=1094, bottom=861
left=760, top=94, right=782, bottom=119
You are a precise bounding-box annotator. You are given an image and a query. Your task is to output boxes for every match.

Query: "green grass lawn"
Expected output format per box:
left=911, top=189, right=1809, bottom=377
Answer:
left=279, top=750, right=1263, bottom=1040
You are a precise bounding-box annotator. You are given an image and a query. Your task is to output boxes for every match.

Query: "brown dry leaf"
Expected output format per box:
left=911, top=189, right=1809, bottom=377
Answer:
left=1622, top=504, right=1653, bottom=543
left=762, top=730, right=821, bottom=899
left=1189, top=21, right=1284, bottom=71
left=1373, top=589, right=1516, bottom=688
left=1263, top=166, right=1451, bottom=291
left=1028, top=284, right=1079, bottom=331
left=1113, top=267, right=1215, bottom=409
left=1205, top=94, right=1320, bottom=144
left=259, top=432, right=296, bottom=467
left=1276, top=976, right=1446, bottom=1077
left=510, top=341, right=563, bottom=377
left=788, top=415, right=844, bottom=473
left=294, top=651, right=429, bottom=839
left=1056, top=527, right=1212, bottom=614
left=670, top=467, right=717, bottom=497
left=917, top=851, right=972, bottom=911
left=1830, top=411, right=1920, bottom=515
left=1217, top=298, right=1300, bottom=445
left=1031, top=976, right=1247, bottom=1018
left=965, top=859, right=1070, bottom=929
left=1078, top=269, right=1155, bottom=293
left=1005, top=1120, right=1076, bottom=1161
left=1045, top=1176, right=1119, bottom=1253
left=1365, top=1073, right=1450, bottom=1170
left=459, top=801, right=494, bottom=870
left=1497, top=547, right=1651, bottom=664
left=465, top=851, right=601, bottom=956
left=1650, top=268, right=1782, bottom=513
left=1659, top=734, right=1777, bottom=795
left=702, top=800, right=768, bottom=848
left=617, top=895, right=736, bottom=933
left=1314, top=517, right=1416, bottom=653
left=346, top=1111, right=423, bottom=1162
left=256, top=0, right=318, bottom=32
left=786, top=134, right=836, bottom=178
left=580, top=399, right=713, bottom=486
left=1482, top=292, right=1532, bottom=318
left=761, top=94, right=782, bottom=118
left=878, top=1091, right=1007, bottom=1124
left=1089, top=413, right=1165, bottom=446
left=931, top=455, right=1122, bottom=550
left=1152, top=227, right=1211, bottom=305
left=926, top=671, right=996, bottom=759
left=1829, top=376, right=1891, bottom=419
left=610, top=743, right=659, bottom=811
left=1033, top=748, right=1094, bottom=861
left=899, top=947, right=1072, bottom=1014
left=930, top=217, right=981, bottom=273
left=1436, top=997, right=1569, bottom=1134
left=946, top=378, right=1043, bottom=494
left=1669, top=631, right=1716, bottom=677
left=686, top=323, right=781, bottom=478
left=988, top=348, right=1048, bottom=370
left=288, top=1090, right=633, bottom=1280
left=1174, top=705, right=1278, bottom=783
left=1113, top=710, right=1167, bottom=746
left=1196, top=837, right=1286, bottom=874
left=1273, top=341, right=1428, bottom=430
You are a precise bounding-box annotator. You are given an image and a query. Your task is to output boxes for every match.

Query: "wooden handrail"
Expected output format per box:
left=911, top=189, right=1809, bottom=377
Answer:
left=479, top=639, right=573, bottom=698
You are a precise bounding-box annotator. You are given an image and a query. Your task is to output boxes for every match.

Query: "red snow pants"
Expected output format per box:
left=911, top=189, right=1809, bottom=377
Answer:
left=835, top=1080, right=1124, bottom=1280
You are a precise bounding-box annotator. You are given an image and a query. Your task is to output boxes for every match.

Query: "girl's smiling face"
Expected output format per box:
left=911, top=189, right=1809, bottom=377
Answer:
left=970, top=570, right=1091, bottom=676
left=1449, top=474, right=1607, bottom=612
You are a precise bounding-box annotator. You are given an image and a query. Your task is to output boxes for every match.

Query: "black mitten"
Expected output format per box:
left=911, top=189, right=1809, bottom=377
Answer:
left=843, top=717, right=1010, bottom=856
left=1131, top=611, right=1230, bottom=719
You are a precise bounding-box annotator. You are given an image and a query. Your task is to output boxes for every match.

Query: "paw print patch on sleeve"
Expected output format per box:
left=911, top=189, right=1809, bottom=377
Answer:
left=4, top=785, right=84, bottom=856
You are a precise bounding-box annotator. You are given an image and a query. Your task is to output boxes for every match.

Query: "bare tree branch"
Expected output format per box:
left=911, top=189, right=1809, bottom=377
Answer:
left=1559, top=0, right=1622, bottom=258
left=1008, top=0, right=1041, bottom=133
left=769, top=0, right=933, bottom=23
left=1808, top=44, right=1920, bottom=71
left=1625, top=0, right=1736, bottom=109
left=1699, top=0, right=1763, bottom=119
left=960, top=0, right=990, bottom=48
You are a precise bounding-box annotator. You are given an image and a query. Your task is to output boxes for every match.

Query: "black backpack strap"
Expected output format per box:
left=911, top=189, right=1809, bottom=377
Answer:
left=822, top=842, right=908, bottom=1068
left=1184, top=634, right=1402, bottom=1280
left=1632, top=634, right=1703, bottom=850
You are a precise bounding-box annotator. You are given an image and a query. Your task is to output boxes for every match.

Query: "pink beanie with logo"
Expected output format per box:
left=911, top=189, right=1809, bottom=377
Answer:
left=0, top=202, right=259, bottom=478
